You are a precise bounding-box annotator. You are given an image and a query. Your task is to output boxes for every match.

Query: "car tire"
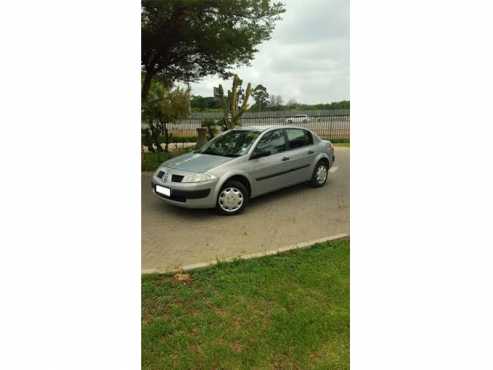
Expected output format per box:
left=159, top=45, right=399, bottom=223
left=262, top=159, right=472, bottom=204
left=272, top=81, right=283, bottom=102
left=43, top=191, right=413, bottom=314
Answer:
left=216, top=180, right=249, bottom=215
left=310, top=160, right=329, bottom=188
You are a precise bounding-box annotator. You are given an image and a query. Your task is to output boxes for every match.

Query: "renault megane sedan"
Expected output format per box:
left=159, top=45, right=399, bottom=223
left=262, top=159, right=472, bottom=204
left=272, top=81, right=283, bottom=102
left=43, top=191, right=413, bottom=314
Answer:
left=151, top=126, right=335, bottom=215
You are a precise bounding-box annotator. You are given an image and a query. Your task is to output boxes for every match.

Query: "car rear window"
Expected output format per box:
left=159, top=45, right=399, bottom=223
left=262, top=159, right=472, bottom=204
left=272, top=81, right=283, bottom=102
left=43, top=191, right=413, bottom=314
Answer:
left=285, top=129, right=313, bottom=149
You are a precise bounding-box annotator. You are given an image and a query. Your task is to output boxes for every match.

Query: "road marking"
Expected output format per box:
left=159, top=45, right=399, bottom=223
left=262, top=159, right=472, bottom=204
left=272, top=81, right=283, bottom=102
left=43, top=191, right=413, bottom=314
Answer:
left=329, top=166, right=339, bottom=173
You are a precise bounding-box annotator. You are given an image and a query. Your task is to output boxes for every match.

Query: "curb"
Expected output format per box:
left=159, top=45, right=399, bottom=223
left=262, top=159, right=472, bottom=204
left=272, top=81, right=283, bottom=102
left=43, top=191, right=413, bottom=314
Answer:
left=142, top=233, right=349, bottom=275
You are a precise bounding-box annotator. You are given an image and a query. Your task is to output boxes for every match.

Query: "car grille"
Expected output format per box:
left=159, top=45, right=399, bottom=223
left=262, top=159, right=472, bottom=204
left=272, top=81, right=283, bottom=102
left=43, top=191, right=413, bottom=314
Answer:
left=171, top=174, right=184, bottom=183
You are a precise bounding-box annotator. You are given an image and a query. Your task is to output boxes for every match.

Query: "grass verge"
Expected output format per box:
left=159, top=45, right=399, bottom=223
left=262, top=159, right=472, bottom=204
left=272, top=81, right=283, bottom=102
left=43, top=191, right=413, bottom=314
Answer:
left=323, top=138, right=349, bottom=145
left=142, top=239, right=349, bottom=369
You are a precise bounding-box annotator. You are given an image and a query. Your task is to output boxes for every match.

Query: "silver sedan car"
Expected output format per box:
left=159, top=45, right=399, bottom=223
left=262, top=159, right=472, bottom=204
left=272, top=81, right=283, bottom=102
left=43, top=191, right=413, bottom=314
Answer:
left=151, top=126, right=335, bottom=215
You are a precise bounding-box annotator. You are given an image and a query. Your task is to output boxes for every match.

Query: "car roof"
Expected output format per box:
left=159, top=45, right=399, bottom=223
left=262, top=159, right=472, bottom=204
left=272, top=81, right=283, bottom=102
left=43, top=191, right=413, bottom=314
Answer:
left=234, top=126, right=269, bottom=132
left=236, top=125, right=313, bottom=133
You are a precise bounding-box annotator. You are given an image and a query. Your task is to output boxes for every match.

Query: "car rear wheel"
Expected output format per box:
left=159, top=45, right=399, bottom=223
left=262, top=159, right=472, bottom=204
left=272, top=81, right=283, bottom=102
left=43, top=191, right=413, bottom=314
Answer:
left=216, top=180, right=249, bottom=215
left=310, top=160, right=329, bottom=187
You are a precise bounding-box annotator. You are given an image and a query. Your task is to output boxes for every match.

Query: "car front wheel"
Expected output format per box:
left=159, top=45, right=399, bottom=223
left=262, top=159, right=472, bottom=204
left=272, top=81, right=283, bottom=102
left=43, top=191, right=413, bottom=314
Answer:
left=216, top=180, right=249, bottom=215
left=310, top=160, right=329, bottom=187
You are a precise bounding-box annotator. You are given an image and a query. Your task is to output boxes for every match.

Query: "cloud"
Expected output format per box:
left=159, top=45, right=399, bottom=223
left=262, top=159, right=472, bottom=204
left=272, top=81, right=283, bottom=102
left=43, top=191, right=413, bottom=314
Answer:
left=188, top=0, right=349, bottom=104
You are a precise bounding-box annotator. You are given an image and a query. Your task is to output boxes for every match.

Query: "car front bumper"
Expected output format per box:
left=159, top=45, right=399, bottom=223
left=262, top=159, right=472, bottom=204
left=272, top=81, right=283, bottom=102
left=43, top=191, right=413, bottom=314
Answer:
left=151, top=173, right=218, bottom=209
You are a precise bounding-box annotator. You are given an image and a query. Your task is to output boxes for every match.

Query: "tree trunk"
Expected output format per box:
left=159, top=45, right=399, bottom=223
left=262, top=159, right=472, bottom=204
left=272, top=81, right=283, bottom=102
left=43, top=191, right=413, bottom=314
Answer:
left=163, top=124, right=170, bottom=153
left=141, top=69, right=155, bottom=101
left=142, top=128, right=155, bottom=152
left=150, top=123, right=163, bottom=152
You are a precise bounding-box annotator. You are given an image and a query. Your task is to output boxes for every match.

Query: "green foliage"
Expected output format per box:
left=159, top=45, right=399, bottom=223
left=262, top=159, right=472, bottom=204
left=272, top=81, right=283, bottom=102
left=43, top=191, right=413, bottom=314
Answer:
left=142, top=80, right=190, bottom=124
left=327, top=138, right=350, bottom=144
left=201, top=119, right=219, bottom=140
left=269, top=94, right=284, bottom=108
left=141, top=0, right=286, bottom=99
left=190, top=95, right=221, bottom=111
left=266, top=99, right=350, bottom=111
left=252, top=84, right=270, bottom=111
left=142, top=239, right=350, bottom=369
left=309, top=100, right=350, bottom=110
left=157, top=135, right=197, bottom=143
left=190, top=94, right=350, bottom=113
left=141, top=152, right=173, bottom=172
left=216, top=74, right=252, bottom=130
left=142, top=79, right=190, bottom=152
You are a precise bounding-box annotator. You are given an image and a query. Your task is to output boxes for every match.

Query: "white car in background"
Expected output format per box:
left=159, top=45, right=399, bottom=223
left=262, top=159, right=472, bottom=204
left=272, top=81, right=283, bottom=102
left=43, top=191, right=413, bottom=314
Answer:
left=285, top=114, right=310, bottom=124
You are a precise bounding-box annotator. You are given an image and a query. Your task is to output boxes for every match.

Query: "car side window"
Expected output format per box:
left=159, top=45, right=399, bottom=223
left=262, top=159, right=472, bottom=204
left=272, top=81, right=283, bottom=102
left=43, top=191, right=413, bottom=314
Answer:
left=253, top=130, right=287, bottom=155
left=285, top=129, right=313, bottom=149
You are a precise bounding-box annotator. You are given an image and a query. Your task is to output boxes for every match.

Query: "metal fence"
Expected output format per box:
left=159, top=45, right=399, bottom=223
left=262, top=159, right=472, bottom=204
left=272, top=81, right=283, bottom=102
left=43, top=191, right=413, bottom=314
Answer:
left=156, top=109, right=350, bottom=140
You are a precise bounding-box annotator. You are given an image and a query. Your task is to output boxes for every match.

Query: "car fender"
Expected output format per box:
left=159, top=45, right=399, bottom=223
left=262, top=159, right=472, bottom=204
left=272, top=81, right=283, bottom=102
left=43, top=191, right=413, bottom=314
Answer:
left=213, top=170, right=255, bottom=197
left=312, top=152, right=332, bottom=170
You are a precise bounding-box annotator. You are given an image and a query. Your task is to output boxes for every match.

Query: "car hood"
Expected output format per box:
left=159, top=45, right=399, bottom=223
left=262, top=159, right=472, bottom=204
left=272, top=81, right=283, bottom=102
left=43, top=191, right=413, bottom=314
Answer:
left=162, top=152, right=233, bottom=173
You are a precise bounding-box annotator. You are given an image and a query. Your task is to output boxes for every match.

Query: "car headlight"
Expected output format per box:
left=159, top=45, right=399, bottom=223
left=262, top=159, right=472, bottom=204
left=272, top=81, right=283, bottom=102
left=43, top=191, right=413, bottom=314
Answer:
left=154, top=167, right=166, bottom=178
left=181, top=173, right=216, bottom=183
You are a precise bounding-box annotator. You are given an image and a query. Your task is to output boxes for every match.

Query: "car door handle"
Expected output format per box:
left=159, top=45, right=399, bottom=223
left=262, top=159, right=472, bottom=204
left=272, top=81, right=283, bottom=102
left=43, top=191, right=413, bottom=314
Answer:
left=282, top=156, right=290, bottom=161
left=307, top=150, right=314, bottom=155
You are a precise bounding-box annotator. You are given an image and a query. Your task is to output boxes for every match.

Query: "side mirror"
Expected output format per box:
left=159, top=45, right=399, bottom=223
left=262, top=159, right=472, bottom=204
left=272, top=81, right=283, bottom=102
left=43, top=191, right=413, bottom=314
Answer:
left=250, top=149, right=271, bottom=160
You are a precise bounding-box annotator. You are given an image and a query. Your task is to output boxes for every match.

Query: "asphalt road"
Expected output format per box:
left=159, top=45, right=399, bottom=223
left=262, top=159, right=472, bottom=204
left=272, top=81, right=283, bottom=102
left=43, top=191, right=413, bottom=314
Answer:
left=142, top=147, right=349, bottom=272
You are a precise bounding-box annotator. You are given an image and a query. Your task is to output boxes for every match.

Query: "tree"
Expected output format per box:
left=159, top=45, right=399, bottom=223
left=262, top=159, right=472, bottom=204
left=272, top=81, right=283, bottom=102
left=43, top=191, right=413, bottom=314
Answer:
left=190, top=95, right=221, bottom=111
left=328, top=100, right=350, bottom=110
left=142, top=80, right=190, bottom=152
left=269, top=94, right=283, bottom=107
left=141, top=0, right=285, bottom=100
left=252, top=84, right=270, bottom=111
left=216, top=74, right=252, bottom=130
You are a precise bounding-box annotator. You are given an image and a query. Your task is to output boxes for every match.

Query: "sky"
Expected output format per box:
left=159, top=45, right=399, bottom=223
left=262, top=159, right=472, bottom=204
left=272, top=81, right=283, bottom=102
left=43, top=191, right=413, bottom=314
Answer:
left=188, top=0, right=349, bottom=105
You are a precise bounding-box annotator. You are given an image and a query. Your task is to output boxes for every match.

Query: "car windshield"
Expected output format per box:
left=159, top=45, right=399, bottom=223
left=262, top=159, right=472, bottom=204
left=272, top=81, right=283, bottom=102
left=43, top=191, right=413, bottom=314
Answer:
left=197, top=130, right=260, bottom=157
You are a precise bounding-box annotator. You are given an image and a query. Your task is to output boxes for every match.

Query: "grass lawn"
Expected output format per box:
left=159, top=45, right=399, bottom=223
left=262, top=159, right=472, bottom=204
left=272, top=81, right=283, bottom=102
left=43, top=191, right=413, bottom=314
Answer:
left=334, top=143, right=350, bottom=147
left=142, top=239, right=349, bottom=369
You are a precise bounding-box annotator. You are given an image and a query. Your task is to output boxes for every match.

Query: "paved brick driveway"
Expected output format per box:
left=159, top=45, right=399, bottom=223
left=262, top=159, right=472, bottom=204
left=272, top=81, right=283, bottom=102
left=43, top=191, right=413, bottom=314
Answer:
left=142, top=147, right=349, bottom=272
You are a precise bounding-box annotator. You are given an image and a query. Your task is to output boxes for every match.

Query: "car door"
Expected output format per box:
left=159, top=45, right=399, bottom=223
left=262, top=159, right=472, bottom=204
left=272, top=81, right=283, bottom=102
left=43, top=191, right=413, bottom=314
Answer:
left=247, top=129, right=292, bottom=196
left=282, top=128, right=317, bottom=185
